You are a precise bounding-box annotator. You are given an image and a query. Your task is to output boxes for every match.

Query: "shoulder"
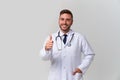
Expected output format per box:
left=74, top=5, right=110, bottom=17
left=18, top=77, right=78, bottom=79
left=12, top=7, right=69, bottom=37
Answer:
left=73, top=32, right=89, bottom=44
left=74, top=32, right=85, bottom=39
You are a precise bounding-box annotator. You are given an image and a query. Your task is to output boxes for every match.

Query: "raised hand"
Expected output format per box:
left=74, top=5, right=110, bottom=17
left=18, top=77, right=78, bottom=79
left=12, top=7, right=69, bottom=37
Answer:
left=45, top=35, right=53, bottom=51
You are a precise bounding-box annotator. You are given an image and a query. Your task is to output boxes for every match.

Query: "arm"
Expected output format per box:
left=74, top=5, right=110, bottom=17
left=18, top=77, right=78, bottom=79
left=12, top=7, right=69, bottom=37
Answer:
left=78, top=36, right=95, bottom=74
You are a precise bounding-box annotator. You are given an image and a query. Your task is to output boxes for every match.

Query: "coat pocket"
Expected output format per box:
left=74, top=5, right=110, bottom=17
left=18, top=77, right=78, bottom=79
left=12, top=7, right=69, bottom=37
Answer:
left=73, top=73, right=82, bottom=80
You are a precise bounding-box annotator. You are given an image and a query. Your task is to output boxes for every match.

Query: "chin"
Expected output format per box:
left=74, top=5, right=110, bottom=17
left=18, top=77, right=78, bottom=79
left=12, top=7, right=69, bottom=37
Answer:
left=62, top=28, right=69, bottom=32
left=62, top=28, right=67, bottom=31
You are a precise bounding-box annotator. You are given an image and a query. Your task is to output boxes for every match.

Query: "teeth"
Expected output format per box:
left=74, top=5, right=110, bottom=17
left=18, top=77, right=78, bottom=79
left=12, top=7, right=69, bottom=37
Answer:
left=63, top=25, right=67, bottom=27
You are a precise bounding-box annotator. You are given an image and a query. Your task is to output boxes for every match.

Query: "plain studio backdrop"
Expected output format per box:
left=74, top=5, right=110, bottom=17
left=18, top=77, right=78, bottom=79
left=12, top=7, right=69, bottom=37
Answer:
left=0, top=0, right=120, bottom=80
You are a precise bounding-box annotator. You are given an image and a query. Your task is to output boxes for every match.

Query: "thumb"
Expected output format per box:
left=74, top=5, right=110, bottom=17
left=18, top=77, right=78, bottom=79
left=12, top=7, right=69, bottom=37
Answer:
left=49, top=35, right=52, bottom=41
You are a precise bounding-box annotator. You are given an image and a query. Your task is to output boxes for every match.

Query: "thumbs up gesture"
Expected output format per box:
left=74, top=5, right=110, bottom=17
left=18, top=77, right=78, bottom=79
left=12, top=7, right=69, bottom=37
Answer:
left=45, top=35, right=53, bottom=51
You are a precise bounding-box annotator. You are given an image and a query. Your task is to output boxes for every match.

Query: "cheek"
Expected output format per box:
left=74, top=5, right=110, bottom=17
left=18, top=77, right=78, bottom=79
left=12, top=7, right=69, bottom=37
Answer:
left=59, top=21, right=63, bottom=25
left=68, top=21, right=73, bottom=25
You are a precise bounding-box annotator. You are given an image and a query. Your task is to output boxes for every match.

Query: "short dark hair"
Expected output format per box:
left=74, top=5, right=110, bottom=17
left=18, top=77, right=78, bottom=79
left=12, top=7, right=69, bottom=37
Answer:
left=60, top=9, right=73, bottom=19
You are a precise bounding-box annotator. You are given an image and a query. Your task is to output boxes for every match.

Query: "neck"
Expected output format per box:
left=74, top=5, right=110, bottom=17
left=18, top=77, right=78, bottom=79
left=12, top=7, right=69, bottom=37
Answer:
left=61, top=29, right=70, bottom=34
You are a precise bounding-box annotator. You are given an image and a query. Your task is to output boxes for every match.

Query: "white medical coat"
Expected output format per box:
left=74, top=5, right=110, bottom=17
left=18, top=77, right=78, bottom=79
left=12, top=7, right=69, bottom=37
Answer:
left=40, top=29, right=95, bottom=80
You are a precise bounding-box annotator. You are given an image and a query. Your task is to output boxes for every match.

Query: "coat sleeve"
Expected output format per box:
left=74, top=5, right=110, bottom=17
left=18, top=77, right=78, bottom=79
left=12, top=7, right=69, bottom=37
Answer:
left=78, top=35, right=95, bottom=74
left=39, top=36, right=52, bottom=61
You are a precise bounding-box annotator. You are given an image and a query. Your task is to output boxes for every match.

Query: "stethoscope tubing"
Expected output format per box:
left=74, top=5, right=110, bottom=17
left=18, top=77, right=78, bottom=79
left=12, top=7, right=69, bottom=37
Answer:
left=55, top=31, right=74, bottom=50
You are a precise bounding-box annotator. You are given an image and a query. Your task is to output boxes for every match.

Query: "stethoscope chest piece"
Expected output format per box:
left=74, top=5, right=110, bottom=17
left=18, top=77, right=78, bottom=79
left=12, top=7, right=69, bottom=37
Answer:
left=67, top=43, right=71, bottom=47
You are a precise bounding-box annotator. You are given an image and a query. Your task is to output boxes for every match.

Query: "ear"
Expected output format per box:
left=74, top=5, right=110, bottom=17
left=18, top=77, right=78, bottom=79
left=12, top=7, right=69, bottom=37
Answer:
left=71, top=19, right=73, bottom=25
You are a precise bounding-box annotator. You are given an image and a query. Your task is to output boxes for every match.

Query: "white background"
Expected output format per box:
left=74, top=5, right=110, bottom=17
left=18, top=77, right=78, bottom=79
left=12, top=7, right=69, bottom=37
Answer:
left=0, top=0, right=120, bottom=80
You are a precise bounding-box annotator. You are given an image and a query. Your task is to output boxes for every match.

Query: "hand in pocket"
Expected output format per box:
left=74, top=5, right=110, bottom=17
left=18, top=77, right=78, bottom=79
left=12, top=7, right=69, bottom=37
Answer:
left=72, top=68, right=82, bottom=80
left=74, top=73, right=82, bottom=80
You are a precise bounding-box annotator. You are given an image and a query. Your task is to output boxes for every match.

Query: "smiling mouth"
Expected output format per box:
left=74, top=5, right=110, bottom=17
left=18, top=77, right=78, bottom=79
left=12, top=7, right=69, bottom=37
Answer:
left=62, top=24, right=68, bottom=27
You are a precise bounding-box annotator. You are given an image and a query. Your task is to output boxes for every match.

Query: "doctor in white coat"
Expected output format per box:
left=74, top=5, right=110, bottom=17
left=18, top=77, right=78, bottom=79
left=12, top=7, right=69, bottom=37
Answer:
left=40, top=9, right=95, bottom=80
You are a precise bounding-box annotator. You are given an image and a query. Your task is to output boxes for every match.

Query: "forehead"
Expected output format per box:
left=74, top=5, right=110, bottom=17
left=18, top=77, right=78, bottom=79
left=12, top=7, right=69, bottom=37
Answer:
left=59, top=13, right=72, bottom=18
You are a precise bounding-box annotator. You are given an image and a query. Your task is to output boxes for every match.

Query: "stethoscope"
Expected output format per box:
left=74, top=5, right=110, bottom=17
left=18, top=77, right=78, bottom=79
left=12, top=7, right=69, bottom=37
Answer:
left=55, top=31, right=74, bottom=51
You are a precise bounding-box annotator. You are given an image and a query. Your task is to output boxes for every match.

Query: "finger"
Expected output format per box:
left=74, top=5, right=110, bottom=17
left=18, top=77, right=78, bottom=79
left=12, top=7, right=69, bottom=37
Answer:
left=49, top=45, right=53, bottom=48
left=72, top=68, right=79, bottom=75
left=49, top=40, right=53, bottom=43
left=72, top=71, right=77, bottom=75
left=49, top=42, right=53, bottom=45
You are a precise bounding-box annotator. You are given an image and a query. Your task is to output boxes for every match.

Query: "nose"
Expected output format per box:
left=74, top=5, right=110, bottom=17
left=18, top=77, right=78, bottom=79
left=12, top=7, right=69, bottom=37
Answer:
left=63, top=20, right=67, bottom=24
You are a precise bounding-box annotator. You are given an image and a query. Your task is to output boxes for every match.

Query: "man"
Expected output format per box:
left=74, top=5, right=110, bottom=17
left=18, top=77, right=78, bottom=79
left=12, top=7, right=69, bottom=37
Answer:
left=40, top=9, right=95, bottom=80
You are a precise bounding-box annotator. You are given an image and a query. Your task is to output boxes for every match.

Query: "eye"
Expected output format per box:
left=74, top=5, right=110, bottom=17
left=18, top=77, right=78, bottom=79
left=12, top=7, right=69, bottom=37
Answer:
left=66, top=19, right=71, bottom=21
left=60, top=18, right=64, bottom=21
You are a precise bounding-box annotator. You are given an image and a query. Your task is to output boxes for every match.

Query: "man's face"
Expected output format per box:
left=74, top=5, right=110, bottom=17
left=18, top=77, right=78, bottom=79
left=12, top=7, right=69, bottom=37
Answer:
left=59, top=13, right=73, bottom=33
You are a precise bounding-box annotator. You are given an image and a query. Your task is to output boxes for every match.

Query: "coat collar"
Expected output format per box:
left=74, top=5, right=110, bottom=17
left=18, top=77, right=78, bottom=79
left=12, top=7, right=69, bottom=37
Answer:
left=56, top=29, right=74, bottom=37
